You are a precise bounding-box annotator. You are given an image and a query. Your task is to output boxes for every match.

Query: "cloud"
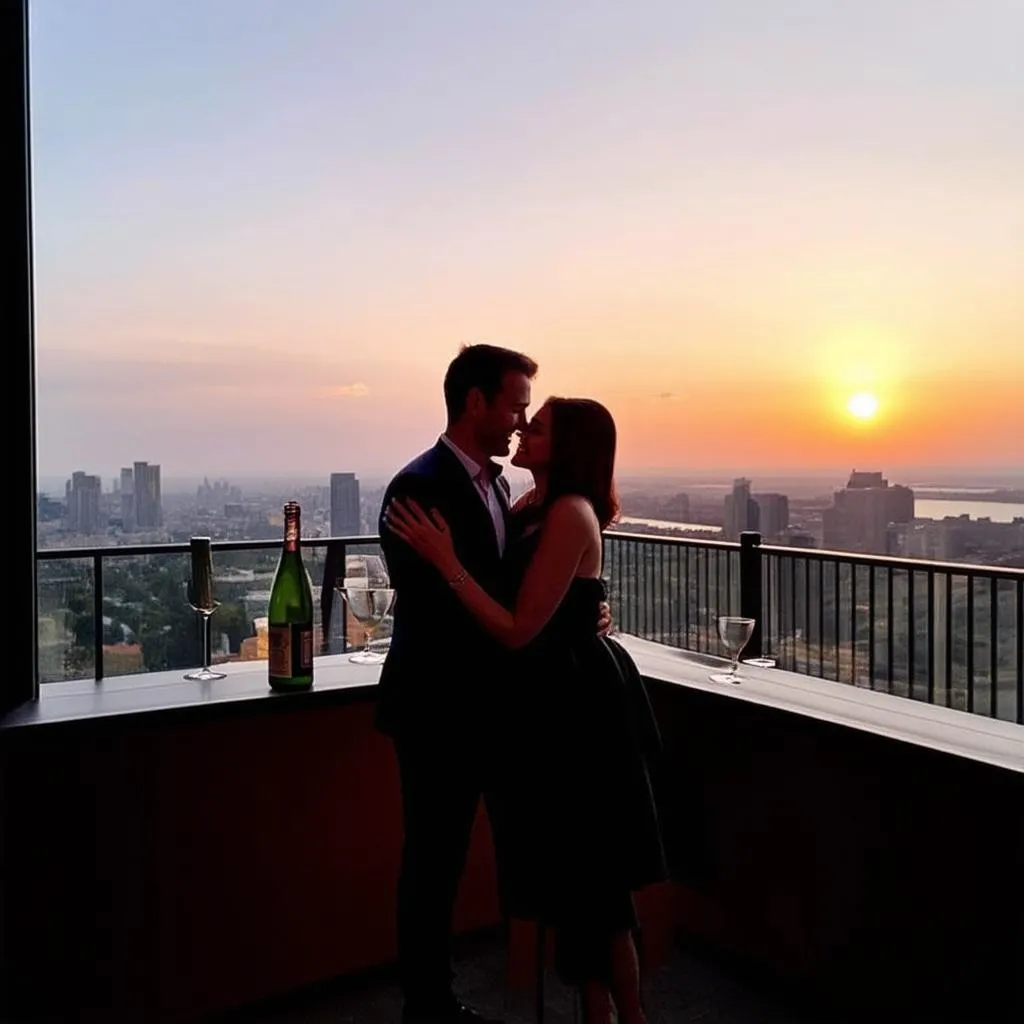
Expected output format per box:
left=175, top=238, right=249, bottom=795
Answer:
left=323, top=382, right=369, bottom=398
left=656, top=391, right=677, bottom=400
left=35, top=343, right=377, bottom=404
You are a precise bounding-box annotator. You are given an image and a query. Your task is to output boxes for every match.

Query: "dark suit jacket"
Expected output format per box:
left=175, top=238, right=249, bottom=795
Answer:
left=375, top=440, right=512, bottom=739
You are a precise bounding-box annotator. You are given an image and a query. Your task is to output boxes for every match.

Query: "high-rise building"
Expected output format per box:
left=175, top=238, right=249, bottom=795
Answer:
left=37, top=493, right=63, bottom=522
left=822, top=470, right=914, bottom=554
left=119, top=466, right=134, bottom=531
left=196, top=478, right=240, bottom=509
left=723, top=477, right=760, bottom=539
left=754, top=493, right=790, bottom=541
left=133, top=462, right=162, bottom=529
left=65, top=471, right=103, bottom=535
left=330, top=473, right=361, bottom=536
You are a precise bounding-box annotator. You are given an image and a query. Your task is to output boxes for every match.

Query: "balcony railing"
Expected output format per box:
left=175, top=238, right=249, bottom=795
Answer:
left=605, top=530, right=1023, bottom=724
left=34, top=536, right=381, bottom=684
left=34, top=532, right=1024, bottom=723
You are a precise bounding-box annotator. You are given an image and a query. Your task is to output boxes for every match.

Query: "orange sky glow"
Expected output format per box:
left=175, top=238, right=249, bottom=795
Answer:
left=30, top=1, right=1024, bottom=479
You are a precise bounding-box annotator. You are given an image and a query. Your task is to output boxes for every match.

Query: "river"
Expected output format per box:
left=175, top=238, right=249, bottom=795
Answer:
left=619, top=499, right=1023, bottom=536
left=618, top=516, right=722, bottom=534
left=914, top=499, right=1023, bottom=523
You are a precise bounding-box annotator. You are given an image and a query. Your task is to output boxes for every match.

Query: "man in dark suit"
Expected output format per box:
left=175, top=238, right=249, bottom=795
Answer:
left=378, top=344, right=608, bottom=1023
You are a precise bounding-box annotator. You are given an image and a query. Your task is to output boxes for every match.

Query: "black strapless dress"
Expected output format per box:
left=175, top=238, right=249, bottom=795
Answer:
left=487, top=527, right=668, bottom=982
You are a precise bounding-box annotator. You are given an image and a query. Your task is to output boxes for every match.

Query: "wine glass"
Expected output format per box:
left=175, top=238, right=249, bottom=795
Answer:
left=341, top=553, right=393, bottom=663
left=341, top=586, right=395, bottom=664
left=709, top=616, right=755, bottom=684
left=183, top=578, right=226, bottom=681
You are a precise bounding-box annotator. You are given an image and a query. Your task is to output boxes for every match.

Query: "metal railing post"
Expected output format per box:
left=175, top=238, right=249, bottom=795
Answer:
left=318, top=540, right=347, bottom=655
left=93, top=553, right=104, bottom=682
left=739, top=532, right=763, bottom=659
left=340, top=543, right=350, bottom=652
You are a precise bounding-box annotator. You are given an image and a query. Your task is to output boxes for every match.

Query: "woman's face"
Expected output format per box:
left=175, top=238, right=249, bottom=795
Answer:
left=511, top=402, right=553, bottom=471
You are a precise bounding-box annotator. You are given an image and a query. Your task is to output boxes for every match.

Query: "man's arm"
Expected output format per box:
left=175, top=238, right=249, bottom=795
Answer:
left=378, top=473, right=441, bottom=591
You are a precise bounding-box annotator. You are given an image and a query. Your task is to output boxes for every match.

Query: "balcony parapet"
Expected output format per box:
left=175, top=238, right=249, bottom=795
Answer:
left=2, top=635, right=1021, bottom=1023
left=31, top=532, right=1024, bottom=723
left=5, top=639, right=1021, bottom=774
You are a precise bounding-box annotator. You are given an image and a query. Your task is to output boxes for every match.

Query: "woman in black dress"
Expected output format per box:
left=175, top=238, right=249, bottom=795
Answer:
left=387, top=398, right=666, bottom=1024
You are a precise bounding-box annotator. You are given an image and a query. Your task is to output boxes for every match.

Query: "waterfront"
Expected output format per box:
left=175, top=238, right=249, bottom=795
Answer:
left=915, top=499, right=1023, bottom=523
left=617, top=499, right=1023, bottom=538
left=618, top=515, right=722, bottom=534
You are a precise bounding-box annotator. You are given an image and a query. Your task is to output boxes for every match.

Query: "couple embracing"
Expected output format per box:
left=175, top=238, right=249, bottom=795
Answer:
left=377, top=344, right=668, bottom=1024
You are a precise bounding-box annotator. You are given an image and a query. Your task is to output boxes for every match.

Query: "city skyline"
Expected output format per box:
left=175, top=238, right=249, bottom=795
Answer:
left=39, top=458, right=1024, bottom=576
left=36, top=461, right=1024, bottom=499
left=30, top=0, right=1024, bottom=476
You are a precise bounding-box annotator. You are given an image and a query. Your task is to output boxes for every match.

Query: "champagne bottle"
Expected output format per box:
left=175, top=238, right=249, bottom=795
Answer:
left=267, top=502, right=314, bottom=691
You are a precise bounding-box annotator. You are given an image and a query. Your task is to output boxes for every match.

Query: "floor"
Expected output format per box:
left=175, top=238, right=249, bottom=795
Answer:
left=221, top=931, right=842, bottom=1024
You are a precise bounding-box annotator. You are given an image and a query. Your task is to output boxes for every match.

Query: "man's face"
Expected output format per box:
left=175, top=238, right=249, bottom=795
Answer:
left=472, top=371, right=532, bottom=458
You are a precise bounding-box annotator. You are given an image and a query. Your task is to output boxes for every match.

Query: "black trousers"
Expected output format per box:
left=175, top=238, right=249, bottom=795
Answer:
left=393, top=729, right=492, bottom=1013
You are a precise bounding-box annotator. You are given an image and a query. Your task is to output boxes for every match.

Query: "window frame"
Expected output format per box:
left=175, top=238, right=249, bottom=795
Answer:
left=5, top=0, right=38, bottom=714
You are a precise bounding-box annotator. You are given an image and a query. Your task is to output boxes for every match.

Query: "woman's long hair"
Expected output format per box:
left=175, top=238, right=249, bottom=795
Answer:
left=542, top=398, right=620, bottom=530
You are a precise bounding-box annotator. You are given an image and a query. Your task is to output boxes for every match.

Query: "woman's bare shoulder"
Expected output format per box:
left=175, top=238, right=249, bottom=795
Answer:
left=545, top=494, right=600, bottom=528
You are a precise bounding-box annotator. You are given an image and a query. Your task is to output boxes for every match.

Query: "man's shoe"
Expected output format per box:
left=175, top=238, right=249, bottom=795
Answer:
left=402, top=999, right=503, bottom=1023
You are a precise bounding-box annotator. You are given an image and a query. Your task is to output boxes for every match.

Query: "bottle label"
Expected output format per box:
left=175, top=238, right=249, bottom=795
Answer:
left=268, top=623, right=313, bottom=680
left=300, top=628, right=313, bottom=670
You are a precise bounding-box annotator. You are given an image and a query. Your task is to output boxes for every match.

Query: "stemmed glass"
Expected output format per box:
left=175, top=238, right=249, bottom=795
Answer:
left=183, top=578, right=226, bottom=681
left=340, top=554, right=394, bottom=665
left=709, top=616, right=755, bottom=684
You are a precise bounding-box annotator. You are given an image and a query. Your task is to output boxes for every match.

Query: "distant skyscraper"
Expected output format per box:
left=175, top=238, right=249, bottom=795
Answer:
left=65, top=471, right=103, bottom=535
left=723, top=477, right=760, bottom=540
left=330, top=473, right=361, bottom=536
left=120, top=466, right=134, bottom=531
left=822, top=470, right=914, bottom=554
left=133, top=462, right=162, bottom=529
left=754, top=493, right=789, bottom=541
left=196, top=477, right=240, bottom=509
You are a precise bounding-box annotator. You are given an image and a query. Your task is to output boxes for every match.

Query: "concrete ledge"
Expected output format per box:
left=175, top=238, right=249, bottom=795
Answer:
left=0, top=655, right=378, bottom=730
left=618, top=636, right=1024, bottom=773
left=6, top=638, right=1022, bottom=775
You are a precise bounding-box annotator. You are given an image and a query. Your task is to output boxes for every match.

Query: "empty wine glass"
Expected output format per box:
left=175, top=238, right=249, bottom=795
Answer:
left=709, top=616, right=755, bottom=684
left=341, top=586, right=395, bottom=664
left=340, top=553, right=393, bottom=663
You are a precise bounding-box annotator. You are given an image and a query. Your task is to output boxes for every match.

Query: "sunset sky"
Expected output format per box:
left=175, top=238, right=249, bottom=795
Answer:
left=30, top=0, right=1024, bottom=480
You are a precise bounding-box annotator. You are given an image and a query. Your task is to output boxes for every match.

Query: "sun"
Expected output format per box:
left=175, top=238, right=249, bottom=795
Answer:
left=847, top=391, right=879, bottom=420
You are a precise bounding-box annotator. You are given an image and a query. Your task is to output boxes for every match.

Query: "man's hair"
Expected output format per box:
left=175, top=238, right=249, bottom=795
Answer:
left=443, top=344, right=538, bottom=422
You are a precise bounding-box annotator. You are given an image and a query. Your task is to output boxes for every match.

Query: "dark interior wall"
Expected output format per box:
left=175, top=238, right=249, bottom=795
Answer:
left=646, top=680, right=1023, bottom=1020
left=0, top=701, right=499, bottom=1020
left=2, top=685, right=1021, bottom=1021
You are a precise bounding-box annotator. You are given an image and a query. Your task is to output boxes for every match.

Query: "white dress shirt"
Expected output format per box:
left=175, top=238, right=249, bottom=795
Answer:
left=439, top=434, right=506, bottom=554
